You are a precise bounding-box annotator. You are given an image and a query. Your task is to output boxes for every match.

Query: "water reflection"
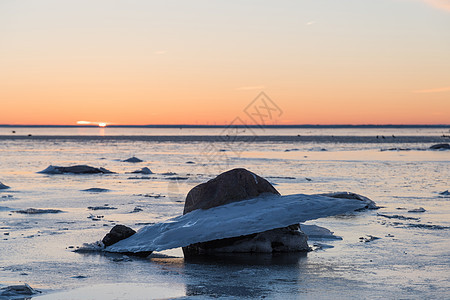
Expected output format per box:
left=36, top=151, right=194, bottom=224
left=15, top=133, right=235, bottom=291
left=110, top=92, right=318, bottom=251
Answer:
left=150, top=252, right=308, bottom=299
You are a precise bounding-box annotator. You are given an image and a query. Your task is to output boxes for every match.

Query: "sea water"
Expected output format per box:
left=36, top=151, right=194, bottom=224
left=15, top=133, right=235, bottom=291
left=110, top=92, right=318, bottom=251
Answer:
left=0, top=127, right=449, bottom=299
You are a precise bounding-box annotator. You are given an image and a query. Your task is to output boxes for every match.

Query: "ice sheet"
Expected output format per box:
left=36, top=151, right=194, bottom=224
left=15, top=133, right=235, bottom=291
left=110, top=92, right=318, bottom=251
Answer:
left=106, top=193, right=372, bottom=253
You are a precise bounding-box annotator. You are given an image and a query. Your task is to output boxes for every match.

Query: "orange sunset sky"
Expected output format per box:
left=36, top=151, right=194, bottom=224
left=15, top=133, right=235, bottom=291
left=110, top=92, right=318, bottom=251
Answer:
left=1, top=0, right=449, bottom=125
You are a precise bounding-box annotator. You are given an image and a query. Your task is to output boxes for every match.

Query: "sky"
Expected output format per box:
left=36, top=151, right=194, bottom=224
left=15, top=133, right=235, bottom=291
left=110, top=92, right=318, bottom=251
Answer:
left=1, top=0, right=449, bottom=125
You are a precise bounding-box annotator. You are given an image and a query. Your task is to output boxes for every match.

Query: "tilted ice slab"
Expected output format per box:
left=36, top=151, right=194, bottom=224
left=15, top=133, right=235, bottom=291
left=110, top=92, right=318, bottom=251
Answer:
left=106, top=193, right=373, bottom=253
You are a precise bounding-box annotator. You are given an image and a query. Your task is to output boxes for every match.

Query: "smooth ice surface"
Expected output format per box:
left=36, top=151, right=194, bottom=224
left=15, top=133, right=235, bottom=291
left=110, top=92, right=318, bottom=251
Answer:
left=107, top=194, right=371, bottom=253
left=34, top=283, right=184, bottom=300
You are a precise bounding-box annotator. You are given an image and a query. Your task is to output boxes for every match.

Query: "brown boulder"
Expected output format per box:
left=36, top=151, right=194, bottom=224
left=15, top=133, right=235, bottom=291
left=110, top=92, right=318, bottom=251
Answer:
left=183, top=168, right=280, bottom=214
left=182, top=168, right=308, bottom=255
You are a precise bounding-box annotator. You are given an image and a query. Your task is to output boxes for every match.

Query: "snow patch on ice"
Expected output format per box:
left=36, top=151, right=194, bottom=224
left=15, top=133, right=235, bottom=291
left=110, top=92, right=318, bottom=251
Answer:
left=251, top=173, right=258, bottom=184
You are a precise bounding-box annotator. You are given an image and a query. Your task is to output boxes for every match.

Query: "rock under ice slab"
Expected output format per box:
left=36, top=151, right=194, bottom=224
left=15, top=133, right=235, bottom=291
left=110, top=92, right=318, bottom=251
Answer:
left=106, top=193, right=373, bottom=253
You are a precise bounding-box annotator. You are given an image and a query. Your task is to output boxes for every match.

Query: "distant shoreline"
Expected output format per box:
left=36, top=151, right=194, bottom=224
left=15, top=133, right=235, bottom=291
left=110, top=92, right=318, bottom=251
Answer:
left=0, top=124, right=449, bottom=129
left=0, top=135, right=448, bottom=143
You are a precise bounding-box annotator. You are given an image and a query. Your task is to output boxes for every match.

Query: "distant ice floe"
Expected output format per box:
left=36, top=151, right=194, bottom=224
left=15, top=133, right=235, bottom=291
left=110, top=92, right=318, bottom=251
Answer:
left=377, top=213, right=420, bottom=221
left=380, top=147, right=413, bottom=152
left=127, top=176, right=155, bottom=180
left=123, top=156, right=143, bottom=163
left=0, top=283, right=41, bottom=298
left=379, top=143, right=450, bottom=152
left=14, top=208, right=63, bottom=214
left=0, top=181, right=9, bottom=190
left=408, top=207, right=426, bottom=213
left=105, top=193, right=374, bottom=253
left=38, top=165, right=114, bottom=174
left=88, top=205, right=117, bottom=211
left=82, top=188, right=110, bottom=193
left=439, top=190, right=450, bottom=196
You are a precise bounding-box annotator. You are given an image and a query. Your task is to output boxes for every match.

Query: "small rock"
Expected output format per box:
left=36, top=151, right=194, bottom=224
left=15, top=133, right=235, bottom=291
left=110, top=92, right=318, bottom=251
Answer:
left=429, top=143, right=450, bottom=150
left=0, top=181, right=10, bottom=190
left=82, top=188, right=110, bottom=193
left=130, top=167, right=153, bottom=174
left=130, top=207, right=143, bottom=213
left=360, top=235, right=380, bottom=243
left=166, top=176, right=189, bottom=181
left=102, top=225, right=136, bottom=247
left=123, top=156, right=143, bottom=163
left=439, top=190, right=450, bottom=195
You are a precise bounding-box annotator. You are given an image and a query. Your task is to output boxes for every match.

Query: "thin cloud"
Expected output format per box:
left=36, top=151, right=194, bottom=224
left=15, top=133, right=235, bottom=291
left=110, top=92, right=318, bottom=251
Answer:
left=236, top=85, right=266, bottom=91
left=413, top=86, right=450, bottom=93
left=306, top=21, right=316, bottom=26
left=154, top=50, right=167, bottom=55
left=423, top=0, right=450, bottom=12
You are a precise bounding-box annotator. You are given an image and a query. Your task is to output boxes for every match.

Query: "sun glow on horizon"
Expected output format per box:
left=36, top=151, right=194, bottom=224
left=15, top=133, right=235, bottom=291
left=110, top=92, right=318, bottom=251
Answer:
left=76, top=121, right=109, bottom=127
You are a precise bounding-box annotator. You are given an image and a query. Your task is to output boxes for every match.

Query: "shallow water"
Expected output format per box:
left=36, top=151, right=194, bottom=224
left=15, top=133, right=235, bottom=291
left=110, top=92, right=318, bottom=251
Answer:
left=0, top=128, right=449, bottom=299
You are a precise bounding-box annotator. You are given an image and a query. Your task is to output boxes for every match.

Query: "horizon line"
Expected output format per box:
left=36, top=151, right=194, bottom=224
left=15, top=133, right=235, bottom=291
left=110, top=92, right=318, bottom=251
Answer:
left=0, top=124, right=449, bottom=128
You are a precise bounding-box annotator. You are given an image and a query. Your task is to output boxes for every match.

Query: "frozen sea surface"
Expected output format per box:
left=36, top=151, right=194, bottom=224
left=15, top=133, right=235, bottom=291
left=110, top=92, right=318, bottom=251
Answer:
left=0, top=127, right=449, bottom=299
